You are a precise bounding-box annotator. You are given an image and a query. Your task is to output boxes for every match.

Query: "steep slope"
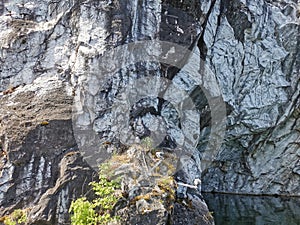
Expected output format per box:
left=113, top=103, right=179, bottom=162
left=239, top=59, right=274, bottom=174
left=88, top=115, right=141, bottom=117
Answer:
left=0, top=0, right=299, bottom=224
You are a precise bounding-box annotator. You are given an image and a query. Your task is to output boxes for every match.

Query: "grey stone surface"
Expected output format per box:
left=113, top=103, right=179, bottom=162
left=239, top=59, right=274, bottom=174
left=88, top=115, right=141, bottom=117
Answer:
left=200, top=0, right=300, bottom=195
left=0, top=0, right=299, bottom=224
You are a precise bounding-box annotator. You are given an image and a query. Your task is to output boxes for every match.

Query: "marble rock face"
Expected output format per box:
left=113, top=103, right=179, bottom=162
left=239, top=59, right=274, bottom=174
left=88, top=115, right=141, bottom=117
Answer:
left=0, top=0, right=299, bottom=224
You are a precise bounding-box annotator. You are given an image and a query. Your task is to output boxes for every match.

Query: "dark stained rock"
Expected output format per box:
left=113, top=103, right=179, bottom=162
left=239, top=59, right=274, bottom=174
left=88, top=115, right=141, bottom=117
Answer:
left=0, top=0, right=299, bottom=224
left=0, top=78, right=96, bottom=224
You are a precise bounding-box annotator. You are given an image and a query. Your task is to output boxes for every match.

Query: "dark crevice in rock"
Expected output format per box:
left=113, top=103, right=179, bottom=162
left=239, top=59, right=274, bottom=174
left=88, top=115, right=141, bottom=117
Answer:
left=222, top=0, right=252, bottom=42
left=162, top=0, right=203, bottom=19
left=197, top=0, right=217, bottom=60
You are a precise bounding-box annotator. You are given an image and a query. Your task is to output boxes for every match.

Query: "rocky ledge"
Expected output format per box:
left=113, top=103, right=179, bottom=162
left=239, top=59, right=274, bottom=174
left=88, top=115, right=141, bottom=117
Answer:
left=69, top=144, right=214, bottom=225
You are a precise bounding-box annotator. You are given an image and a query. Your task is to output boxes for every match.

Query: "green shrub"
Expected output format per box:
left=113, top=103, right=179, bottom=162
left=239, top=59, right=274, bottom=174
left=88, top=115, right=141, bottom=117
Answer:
left=4, top=209, right=27, bottom=225
left=69, top=168, right=121, bottom=225
left=69, top=198, right=97, bottom=225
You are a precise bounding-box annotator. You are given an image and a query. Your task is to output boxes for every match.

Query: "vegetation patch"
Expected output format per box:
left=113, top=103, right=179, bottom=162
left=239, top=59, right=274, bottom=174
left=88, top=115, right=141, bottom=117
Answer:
left=2, top=209, right=27, bottom=225
left=69, top=163, right=122, bottom=225
left=69, top=140, right=179, bottom=224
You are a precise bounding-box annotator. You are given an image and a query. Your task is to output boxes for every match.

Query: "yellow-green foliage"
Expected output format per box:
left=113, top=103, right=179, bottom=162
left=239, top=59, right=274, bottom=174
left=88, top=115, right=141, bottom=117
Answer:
left=4, top=209, right=27, bottom=225
left=90, top=174, right=121, bottom=211
left=69, top=198, right=97, bottom=225
left=69, top=168, right=121, bottom=225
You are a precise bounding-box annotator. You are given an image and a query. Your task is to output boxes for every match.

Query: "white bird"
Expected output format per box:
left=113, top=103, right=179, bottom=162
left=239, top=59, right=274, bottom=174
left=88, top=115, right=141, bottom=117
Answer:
left=176, top=26, right=184, bottom=34
left=194, top=178, right=202, bottom=192
left=194, top=178, right=201, bottom=186
left=155, top=151, right=164, bottom=159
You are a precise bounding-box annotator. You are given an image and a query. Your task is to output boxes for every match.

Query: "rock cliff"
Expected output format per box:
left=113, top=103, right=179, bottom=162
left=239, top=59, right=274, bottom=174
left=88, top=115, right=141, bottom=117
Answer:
left=0, top=0, right=299, bottom=224
left=200, top=0, right=300, bottom=195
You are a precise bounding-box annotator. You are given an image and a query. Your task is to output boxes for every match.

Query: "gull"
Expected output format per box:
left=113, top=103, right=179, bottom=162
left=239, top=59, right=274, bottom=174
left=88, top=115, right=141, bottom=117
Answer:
left=176, top=26, right=184, bottom=34
left=194, top=178, right=201, bottom=186
left=155, top=151, right=164, bottom=160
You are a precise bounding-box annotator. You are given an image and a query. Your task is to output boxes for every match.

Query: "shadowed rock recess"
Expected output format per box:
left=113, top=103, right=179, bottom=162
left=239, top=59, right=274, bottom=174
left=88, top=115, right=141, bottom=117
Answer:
left=0, top=0, right=299, bottom=224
